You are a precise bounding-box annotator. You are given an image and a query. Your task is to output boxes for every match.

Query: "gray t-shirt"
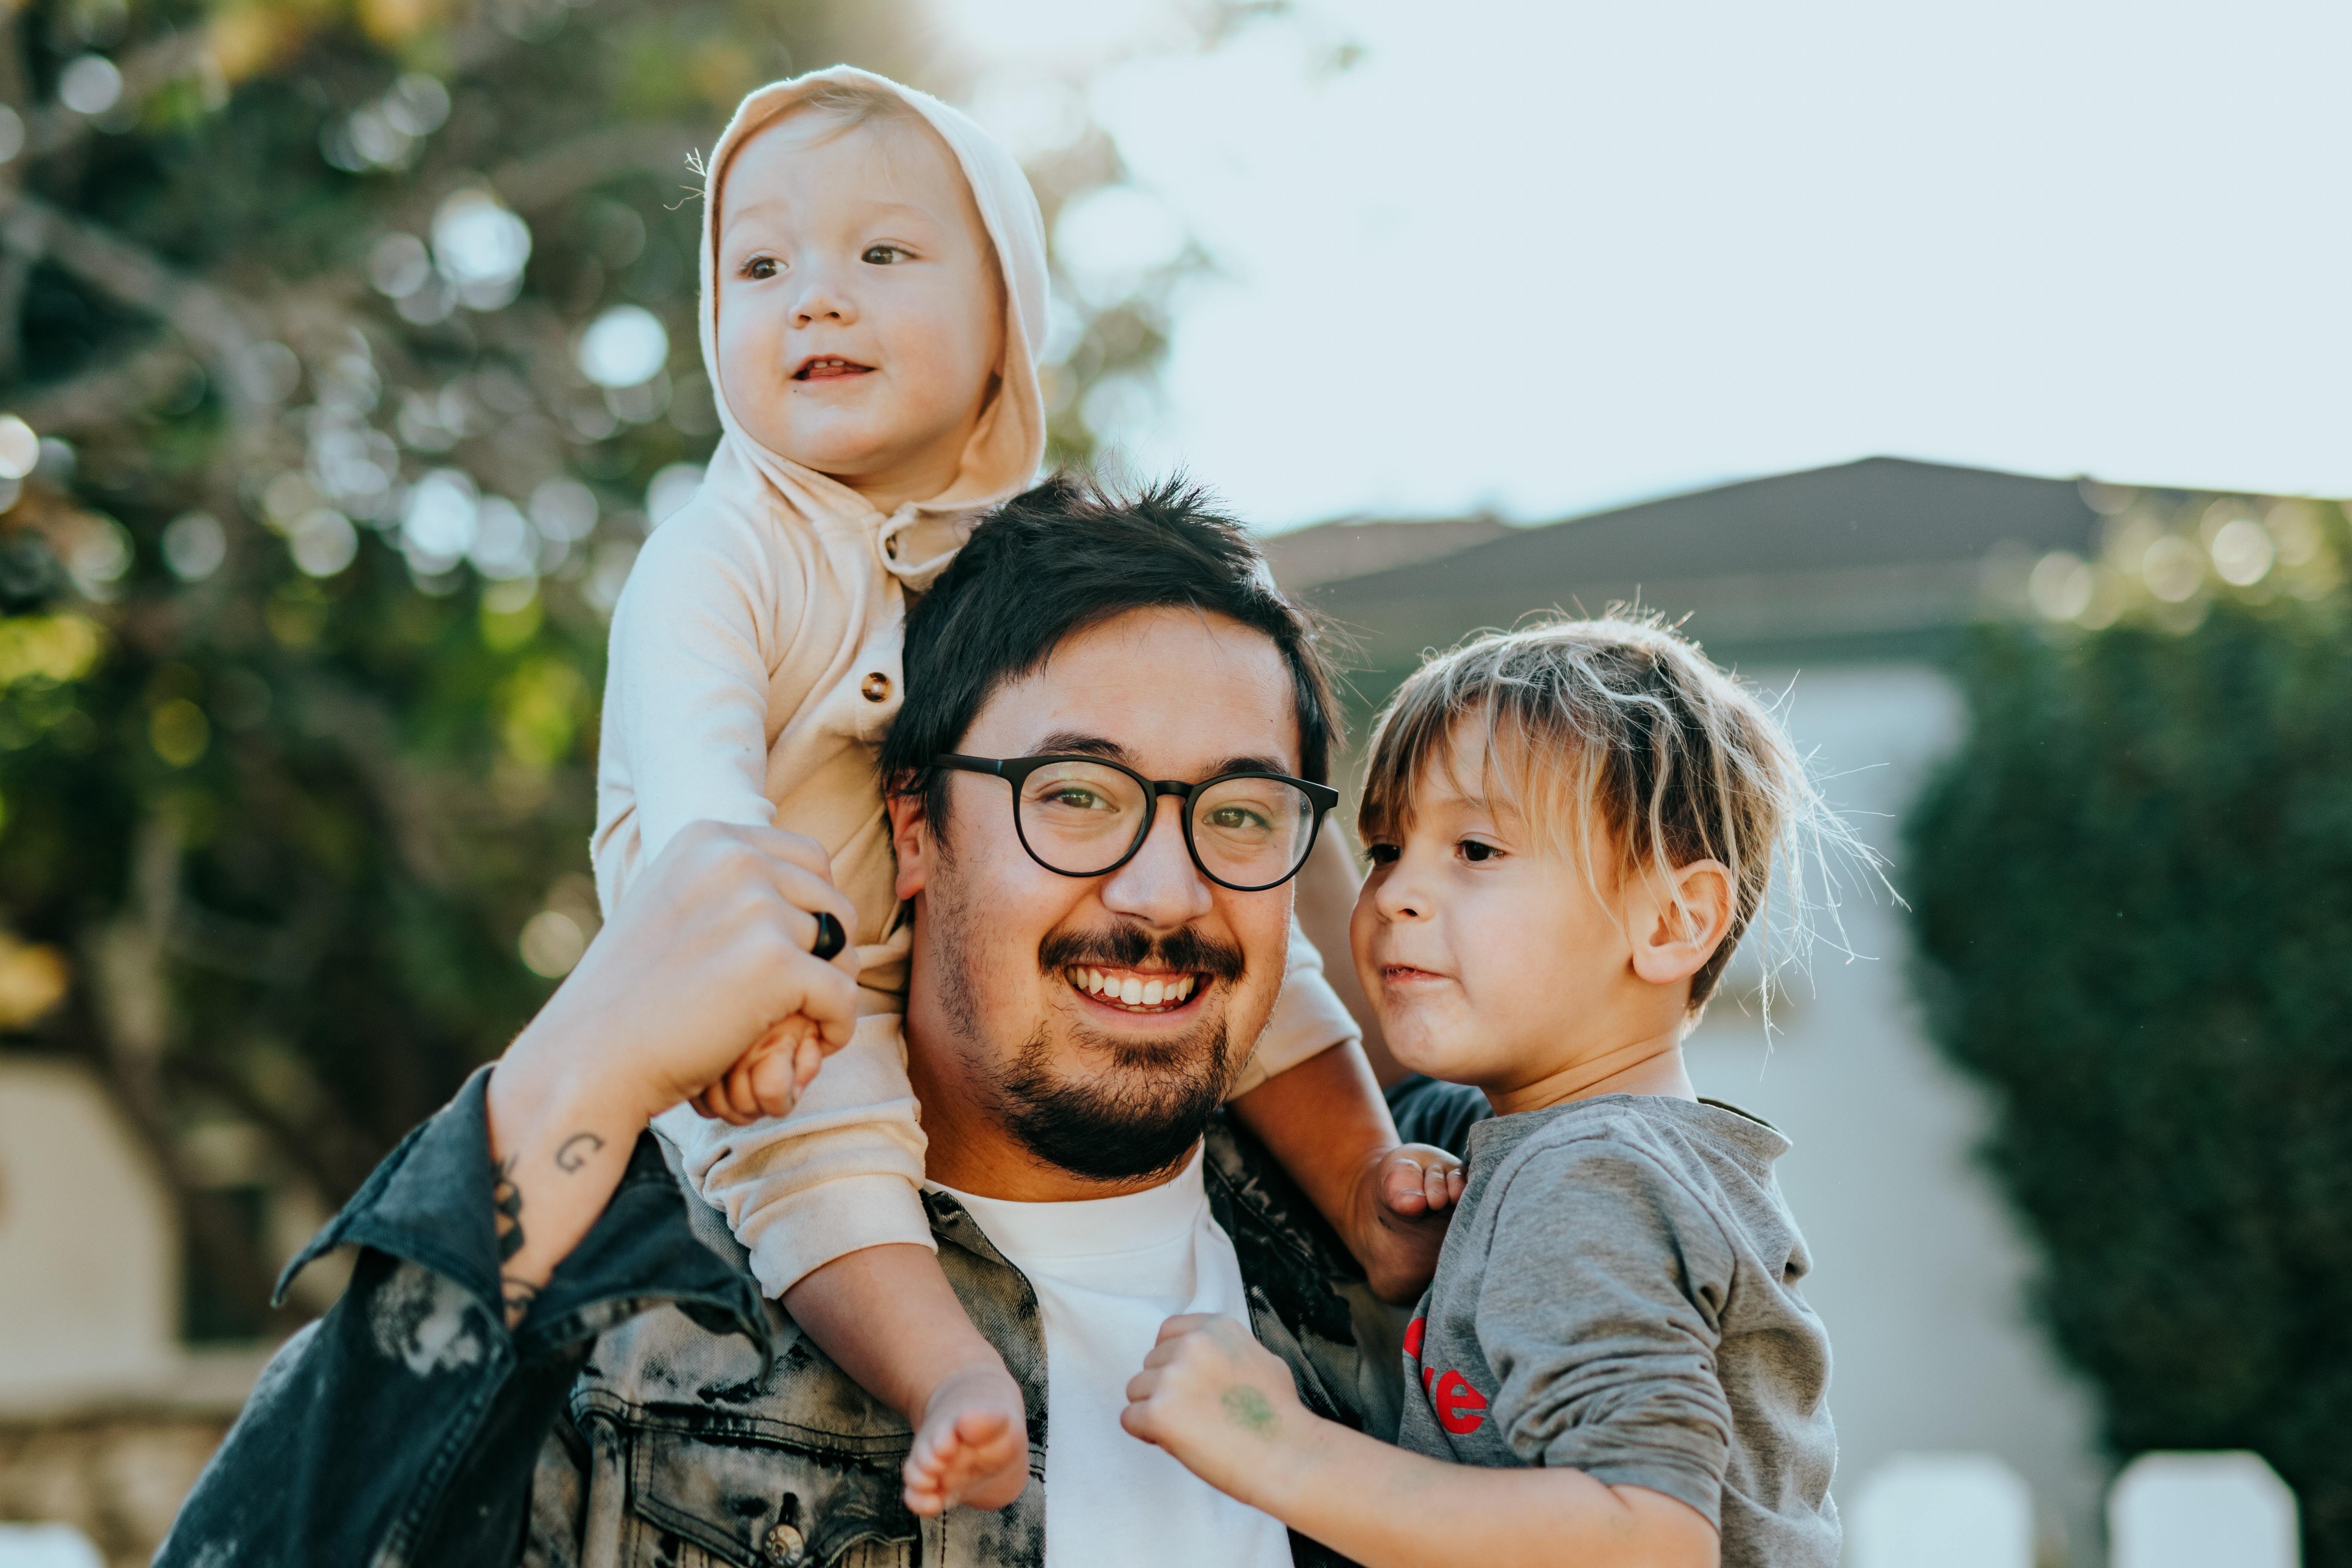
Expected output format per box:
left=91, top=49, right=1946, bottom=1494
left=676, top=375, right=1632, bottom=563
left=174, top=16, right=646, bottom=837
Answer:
left=1395, top=1094, right=1838, bottom=1568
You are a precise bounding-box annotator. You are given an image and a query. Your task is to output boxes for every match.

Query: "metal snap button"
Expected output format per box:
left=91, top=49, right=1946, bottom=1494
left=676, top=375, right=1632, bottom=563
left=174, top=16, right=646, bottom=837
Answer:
left=860, top=672, right=891, bottom=703
left=762, top=1521, right=807, bottom=1565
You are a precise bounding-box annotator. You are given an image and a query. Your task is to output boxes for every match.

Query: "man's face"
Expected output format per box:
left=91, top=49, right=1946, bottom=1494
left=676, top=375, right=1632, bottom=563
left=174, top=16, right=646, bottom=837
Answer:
left=892, top=606, right=1303, bottom=1186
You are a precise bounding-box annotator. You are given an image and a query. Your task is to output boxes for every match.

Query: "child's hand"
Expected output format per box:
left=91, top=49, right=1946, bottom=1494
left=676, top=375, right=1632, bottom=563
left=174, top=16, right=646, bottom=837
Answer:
left=1352, top=1143, right=1465, bottom=1303
left=688, top=1013, right=828, bottom=1124
left=1121, top=1314, right=1310, bottom=1505
left=1381, top=1143, right=1466, bottom=1217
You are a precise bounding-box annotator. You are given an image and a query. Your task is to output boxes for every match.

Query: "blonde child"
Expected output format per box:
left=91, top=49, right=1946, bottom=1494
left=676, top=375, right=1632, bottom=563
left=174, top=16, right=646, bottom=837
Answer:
left=594, top=67, right=1456, bottom=1519
left=1123, top=618, right=1849, bottom=1567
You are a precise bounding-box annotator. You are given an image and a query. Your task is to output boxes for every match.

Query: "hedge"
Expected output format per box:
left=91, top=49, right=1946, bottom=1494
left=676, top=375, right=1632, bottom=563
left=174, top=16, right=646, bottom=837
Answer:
left=1907, top=594, right=2352, bottom=1562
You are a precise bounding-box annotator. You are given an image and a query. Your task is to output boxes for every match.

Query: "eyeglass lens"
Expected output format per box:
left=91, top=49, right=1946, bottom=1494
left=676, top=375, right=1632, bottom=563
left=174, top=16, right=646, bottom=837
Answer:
left=1015, top=760, right=1318, bottom=887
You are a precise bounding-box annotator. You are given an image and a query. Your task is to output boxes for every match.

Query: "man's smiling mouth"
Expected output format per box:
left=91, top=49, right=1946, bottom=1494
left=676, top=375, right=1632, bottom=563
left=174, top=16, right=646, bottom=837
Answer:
left=1066, top=966, right=1201, bottom=1014
left=793, top=355, right=872, bottom=380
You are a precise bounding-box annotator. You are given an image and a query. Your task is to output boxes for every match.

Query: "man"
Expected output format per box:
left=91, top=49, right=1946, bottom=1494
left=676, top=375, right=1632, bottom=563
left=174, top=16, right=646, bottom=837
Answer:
left=159, top=478, right=1405, bottom=1568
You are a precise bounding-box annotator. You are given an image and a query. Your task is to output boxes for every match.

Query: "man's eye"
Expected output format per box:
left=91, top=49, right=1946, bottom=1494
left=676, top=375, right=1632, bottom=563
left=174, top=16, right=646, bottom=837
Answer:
left=861, top=244, right=906, bottom=265
left=1459, top=840, right=1501, bottom=863
left=1365, top=843, right=1400, bottom=866
left=1044, top=787, right=1108, bottom=811
left=742, top=256, right=779, bottom=280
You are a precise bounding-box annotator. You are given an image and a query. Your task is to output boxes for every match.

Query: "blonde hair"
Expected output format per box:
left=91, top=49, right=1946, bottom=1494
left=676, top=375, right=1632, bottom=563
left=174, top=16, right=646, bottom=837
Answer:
left=1357, top=613, right=1873, bottom=1021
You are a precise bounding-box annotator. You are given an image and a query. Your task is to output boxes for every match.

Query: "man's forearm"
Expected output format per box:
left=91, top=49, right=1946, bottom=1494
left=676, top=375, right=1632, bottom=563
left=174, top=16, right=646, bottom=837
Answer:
left=483, top=1014, right=659, bottom=1325
left=1248, top=1418, right=1720, bottom=1568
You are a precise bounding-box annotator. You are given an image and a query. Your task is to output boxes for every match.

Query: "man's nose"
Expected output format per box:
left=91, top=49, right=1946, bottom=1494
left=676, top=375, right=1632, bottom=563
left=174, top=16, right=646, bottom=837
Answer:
left=1097, top=801, right=1214, bottom=928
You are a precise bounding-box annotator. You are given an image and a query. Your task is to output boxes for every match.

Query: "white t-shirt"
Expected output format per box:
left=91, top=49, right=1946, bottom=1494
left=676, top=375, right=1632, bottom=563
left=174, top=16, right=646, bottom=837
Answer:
left=933, top=1147, right=1295, bottom=1568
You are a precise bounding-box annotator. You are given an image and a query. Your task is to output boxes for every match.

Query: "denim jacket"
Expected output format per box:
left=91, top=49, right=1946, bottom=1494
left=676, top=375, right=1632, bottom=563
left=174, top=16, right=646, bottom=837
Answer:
left=159, top=1067, right=1402, bottom=1568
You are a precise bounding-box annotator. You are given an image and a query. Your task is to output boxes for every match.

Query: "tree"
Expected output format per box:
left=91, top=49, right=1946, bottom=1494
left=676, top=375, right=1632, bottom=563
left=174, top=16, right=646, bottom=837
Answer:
left=1907, top=492, right=2352, bottom=1561
left=0, top=0, right=1210, bottom=1337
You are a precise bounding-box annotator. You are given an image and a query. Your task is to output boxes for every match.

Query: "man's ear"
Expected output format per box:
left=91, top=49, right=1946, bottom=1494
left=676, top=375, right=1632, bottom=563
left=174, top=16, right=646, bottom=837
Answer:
left=1627, top=859, right=1735, bottom=989
left=887, top=778, right=933, bottom=901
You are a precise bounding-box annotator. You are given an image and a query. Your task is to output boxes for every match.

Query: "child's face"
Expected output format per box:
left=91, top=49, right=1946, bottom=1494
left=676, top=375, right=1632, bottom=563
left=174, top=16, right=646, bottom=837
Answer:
left=714, top=110, right=1005, bottom=503
left=1350, top=723, right=1693, bottom=1101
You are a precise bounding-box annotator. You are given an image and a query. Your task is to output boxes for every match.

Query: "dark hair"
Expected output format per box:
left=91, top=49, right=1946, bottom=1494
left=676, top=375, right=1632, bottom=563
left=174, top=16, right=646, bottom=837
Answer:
left=882, top=474, right=1341, bottom=832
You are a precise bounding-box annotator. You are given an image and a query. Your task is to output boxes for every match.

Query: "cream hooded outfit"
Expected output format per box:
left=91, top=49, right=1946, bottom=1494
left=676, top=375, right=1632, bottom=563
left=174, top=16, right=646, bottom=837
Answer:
left=593, top=67, right=1358, bottom=1299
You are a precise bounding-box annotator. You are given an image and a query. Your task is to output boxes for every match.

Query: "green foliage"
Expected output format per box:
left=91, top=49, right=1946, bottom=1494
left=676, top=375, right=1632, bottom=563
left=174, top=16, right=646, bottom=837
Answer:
left=1907, top=502, right=2352, bottom=1562
left=0, top=0, right=1186, bottom=1335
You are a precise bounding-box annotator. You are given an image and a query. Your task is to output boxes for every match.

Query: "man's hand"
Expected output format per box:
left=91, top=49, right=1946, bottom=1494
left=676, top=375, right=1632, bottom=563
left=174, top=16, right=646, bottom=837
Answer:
left=1352, top=1142, right=1465, bottom=1302
left=1121, top=1313, right=1317, bottom=1507
left=483, top=822, right=863, bottom=1324
left=554, top=821, right=864, bottom=1120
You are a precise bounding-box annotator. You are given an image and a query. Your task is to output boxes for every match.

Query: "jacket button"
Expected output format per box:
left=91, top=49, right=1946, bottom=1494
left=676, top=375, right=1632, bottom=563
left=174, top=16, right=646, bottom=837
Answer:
left=860, top=672, right=891, bottom=703
left=763, top=1521, right=806, bottom=1564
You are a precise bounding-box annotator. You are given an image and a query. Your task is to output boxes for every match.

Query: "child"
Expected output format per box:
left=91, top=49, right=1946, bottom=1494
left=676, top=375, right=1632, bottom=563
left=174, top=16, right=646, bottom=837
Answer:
left=593, top=66, right=1457, bottom=1521
left=1122, top=618, right=1849, bottom=1568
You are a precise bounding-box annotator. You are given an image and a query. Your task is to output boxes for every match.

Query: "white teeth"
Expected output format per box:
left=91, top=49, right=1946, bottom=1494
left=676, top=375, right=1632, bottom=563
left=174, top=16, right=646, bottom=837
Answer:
left=1071, top=968, right=1201, bottom=1008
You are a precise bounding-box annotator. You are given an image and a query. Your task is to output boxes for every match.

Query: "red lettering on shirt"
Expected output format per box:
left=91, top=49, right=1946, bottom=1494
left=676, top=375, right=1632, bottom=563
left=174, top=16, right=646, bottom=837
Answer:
left=1403, top=1317, right=1426, bottom=1363
left=1432, top=1369, right=1489, bottom=1435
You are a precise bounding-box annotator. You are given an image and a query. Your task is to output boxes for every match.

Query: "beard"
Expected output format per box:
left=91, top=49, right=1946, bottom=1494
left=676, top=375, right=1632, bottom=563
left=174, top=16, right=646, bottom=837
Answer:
left=935, top=893, right=1249, bottom=1184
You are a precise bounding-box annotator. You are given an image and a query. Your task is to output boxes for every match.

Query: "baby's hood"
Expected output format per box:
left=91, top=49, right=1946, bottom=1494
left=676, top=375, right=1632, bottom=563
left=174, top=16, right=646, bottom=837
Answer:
left=693, top=66, right=1048, bottom=586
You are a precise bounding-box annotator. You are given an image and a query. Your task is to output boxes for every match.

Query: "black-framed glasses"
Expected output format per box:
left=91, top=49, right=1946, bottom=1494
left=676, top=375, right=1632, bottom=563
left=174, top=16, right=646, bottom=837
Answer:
left=930, top=754, right=1339, bottom=893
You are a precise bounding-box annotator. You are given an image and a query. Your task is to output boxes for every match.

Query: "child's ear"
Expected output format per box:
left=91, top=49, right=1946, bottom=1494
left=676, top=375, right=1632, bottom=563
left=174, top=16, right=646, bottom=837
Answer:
left=1627, top=859, right=1735, bottom=988
left=886, top=777, right=933, bottom=901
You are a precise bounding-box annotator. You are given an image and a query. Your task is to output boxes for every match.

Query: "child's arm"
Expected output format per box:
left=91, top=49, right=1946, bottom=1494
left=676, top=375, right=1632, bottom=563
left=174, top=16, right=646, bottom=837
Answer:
left=1122, top=1315, right=1719, bottom=1568
left=1230, top=1041, right=1463, bottom=1303
left=595, top=498, right=802, bottom=913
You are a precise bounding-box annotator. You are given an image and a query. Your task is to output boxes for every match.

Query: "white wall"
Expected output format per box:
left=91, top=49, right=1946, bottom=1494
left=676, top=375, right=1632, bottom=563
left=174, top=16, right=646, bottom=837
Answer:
left=1683, top=663, right=2110, bottom=1564
left=0, top=1060, right=180, bottom=1408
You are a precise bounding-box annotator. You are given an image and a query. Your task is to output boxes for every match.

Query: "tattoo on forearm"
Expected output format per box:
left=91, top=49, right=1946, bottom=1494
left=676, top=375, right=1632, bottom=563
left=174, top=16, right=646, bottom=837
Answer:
left=491, top=1155, right=533, bottom=1327
left=491, top=1155, right=526, bottom=1264
left=499, top=1276, right=540, bottom=1325
left=554, top=1131, right=606, bottom=1172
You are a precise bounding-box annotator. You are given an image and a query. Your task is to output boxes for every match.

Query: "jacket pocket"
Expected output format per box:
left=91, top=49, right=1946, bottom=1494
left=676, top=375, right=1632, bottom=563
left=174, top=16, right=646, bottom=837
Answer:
left=627, top=1428, right=918, bottom=1568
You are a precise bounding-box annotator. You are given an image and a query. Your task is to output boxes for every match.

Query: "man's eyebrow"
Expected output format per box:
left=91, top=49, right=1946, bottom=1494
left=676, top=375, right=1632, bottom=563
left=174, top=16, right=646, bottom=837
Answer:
left=1031, top=731, right=1130, bottom=762
left=1024, top=736, right=1297, bottom=780
left=1211, top=754, right=1297, bottom=778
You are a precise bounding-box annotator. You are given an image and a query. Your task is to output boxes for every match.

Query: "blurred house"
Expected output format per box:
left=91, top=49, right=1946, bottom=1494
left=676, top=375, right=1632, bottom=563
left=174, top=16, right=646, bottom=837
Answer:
left=1267, top=455, right=2119, bottom=1563
left=0, top=1059, right=283, bottom=1566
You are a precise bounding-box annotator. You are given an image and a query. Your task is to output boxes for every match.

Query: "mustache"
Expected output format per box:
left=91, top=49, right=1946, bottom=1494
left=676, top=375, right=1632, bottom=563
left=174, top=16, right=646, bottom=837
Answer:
left=1037, top=921, right=1247, bottom=984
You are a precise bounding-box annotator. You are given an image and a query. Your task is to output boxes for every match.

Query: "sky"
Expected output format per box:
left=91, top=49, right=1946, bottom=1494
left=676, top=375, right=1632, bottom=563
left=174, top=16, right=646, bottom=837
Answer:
left=943, top=0, right=2352, bottom=532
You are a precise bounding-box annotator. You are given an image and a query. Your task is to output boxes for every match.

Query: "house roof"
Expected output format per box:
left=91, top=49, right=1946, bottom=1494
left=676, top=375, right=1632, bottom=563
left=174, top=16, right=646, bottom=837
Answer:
left=1282, top=456, right=2107, bottom=676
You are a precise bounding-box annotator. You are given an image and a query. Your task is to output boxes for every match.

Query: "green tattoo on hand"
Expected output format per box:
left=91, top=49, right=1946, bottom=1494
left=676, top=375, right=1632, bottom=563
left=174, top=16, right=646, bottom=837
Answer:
left=1221, top=1386, right=1278, bottom=1436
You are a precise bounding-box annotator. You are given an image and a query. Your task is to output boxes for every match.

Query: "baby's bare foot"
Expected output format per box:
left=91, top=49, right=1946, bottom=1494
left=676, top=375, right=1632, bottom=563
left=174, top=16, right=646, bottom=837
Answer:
left=902, top=1364, right=1029, bottom=1516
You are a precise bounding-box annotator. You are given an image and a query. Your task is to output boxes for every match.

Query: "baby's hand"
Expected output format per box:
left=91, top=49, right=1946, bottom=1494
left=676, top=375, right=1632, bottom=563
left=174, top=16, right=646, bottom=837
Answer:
left=688, top=1013, right=828, bottom=1124
left=1352, top=1142, right=1465, bottom=1303
left=686, top=861, right=865, bottom=1126
left=1121, top=1314, right=1306, bottom=1505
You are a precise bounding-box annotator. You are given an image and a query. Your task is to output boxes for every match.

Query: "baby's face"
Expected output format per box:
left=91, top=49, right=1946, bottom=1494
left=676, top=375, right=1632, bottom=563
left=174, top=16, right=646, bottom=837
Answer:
left=714, top=110, right=1005, bottom=502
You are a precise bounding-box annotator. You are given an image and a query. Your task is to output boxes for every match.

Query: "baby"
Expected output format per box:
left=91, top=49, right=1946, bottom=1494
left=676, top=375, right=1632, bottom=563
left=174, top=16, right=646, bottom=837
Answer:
left=1124, top=618, right=1850, bottom=1567
left=594, top=67, right=1456, bottom=1519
